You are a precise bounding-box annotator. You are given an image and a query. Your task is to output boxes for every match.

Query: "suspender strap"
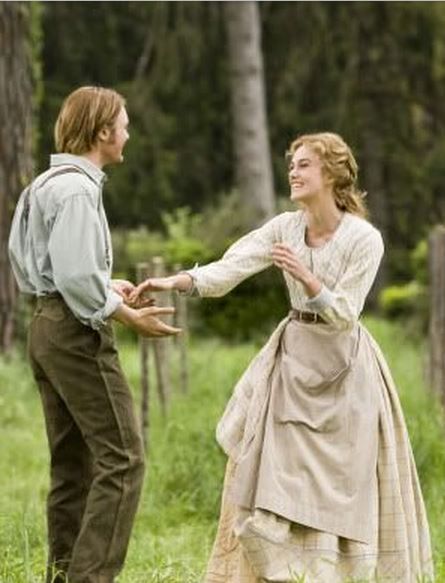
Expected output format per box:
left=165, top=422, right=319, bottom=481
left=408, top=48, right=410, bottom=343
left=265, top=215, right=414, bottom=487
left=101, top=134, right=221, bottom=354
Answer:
left=23, top=166, right=85, bottom=220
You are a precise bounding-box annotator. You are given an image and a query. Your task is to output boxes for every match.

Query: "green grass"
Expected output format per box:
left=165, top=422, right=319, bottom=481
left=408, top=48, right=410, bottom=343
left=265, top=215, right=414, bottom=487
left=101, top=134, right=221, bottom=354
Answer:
left=0, top=317, right=444, bottom=582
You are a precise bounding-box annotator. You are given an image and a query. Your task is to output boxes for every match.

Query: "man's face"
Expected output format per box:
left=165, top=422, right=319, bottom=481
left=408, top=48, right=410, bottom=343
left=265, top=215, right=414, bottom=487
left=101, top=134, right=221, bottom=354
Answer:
left=100, top=106, right=130, bottom=165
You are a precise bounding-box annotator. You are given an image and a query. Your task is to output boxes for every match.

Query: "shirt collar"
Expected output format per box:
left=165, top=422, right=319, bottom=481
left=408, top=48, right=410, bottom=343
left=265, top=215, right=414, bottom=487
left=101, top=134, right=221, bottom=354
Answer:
left=50, top=153, right=107, bottom=186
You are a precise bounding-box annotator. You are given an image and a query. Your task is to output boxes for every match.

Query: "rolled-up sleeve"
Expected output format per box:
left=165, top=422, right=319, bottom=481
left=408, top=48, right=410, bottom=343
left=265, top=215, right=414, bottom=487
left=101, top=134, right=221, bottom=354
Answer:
left=48, top=194, right=122, bottom=329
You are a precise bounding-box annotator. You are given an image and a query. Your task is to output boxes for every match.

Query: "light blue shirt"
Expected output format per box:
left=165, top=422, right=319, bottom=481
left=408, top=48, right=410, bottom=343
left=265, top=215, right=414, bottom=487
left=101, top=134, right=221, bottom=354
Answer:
left=8, top=153, right=123, bottom=329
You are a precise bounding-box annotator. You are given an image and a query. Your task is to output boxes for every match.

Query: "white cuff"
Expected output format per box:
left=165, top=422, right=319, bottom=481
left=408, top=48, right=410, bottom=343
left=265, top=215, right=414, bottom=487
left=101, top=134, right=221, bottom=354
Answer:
left=181, top=264, right=200, bottom=297
left=90, top=290, right=123, bottom=330
left=305, top=284, right=336, bottom=312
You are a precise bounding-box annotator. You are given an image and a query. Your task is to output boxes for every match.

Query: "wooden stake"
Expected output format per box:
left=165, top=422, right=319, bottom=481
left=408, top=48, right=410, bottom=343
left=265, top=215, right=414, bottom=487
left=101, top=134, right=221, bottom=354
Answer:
left=136, top=262, right=151, bottom=451
left=151, top=256, right=171, bottom=415
left=428, top=225, right=445, bottom=407
left=174, top=263, right=189, bottom=394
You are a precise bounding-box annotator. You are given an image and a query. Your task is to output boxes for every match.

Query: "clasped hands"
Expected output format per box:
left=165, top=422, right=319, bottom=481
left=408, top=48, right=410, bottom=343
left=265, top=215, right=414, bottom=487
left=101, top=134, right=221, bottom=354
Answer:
left=111, top=278, right=181, bottom=338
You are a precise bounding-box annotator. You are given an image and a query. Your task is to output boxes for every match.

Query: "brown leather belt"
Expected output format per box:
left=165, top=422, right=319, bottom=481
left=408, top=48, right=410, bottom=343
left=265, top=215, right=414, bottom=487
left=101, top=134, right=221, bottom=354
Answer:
left=289, top=308, right=326, bottom=324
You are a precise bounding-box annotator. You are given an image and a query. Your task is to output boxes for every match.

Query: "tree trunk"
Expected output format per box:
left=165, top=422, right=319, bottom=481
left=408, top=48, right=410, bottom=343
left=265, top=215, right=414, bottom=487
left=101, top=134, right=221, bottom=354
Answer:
left=0, top=2, right=35, bottom=352
left=428, top=225, right=445, bottom=407
left=224, top=0, right=275, bottom=228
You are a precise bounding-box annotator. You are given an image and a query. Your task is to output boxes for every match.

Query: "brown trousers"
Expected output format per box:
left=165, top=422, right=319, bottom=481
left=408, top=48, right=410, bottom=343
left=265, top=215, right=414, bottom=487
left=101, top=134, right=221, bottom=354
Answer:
left=28, top=296, right=145, bottom=583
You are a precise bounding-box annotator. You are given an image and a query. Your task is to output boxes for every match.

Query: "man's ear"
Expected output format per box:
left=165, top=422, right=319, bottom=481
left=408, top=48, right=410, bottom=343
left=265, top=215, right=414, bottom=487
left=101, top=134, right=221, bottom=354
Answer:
left=97, top=126, right=111, bottom=142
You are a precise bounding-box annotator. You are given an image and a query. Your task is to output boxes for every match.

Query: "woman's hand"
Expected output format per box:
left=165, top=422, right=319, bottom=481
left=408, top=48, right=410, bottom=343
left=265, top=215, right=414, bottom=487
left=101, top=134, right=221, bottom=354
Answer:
left=112, top=279, right=134, bottom=299
left=271, top=244, right=322, bottom=297
left=112, top=279, right=154, bottom=308
left=129, top=273, right=193, bottom=305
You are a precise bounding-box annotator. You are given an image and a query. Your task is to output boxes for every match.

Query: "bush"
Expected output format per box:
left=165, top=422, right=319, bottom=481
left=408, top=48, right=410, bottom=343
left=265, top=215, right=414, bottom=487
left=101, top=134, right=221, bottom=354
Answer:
left=112, top=208, right=215, bottom=276
left=196, top=269, right=289, bottom=340
left=162, top=208, right=215, bottom=267
left=378, top=238, right=429, bottom=334
left=379, top=281, right=425, bottom=317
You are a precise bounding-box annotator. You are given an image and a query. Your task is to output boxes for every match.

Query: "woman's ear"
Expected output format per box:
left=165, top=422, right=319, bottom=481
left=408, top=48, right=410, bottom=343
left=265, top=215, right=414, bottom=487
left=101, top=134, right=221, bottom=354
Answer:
left=321, top=168, right=334, bottom=187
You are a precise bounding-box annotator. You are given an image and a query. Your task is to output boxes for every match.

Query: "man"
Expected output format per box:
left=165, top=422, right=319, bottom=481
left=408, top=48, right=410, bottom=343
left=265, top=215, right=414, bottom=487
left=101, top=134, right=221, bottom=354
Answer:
left=8, top=86, right=180, bottom=583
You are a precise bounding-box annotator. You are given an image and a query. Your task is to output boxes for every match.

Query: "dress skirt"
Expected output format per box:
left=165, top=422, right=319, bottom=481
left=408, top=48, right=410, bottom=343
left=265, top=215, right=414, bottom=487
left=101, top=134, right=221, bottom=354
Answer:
left=203, top=316, right=433, bottom=582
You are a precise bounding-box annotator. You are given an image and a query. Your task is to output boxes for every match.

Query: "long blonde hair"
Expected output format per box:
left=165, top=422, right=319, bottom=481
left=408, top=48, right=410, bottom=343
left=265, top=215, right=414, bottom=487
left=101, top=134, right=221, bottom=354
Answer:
left=54, top=86, right=126, bottom=155
left=288, top=132, right=367, bottom=218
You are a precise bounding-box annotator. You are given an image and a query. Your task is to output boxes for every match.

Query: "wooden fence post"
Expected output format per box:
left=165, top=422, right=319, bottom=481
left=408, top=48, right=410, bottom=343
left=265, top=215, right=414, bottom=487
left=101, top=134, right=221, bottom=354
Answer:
left=151, top=256, right=171, bottom=415
left=136, top=262, right=151, bottom=451
left=174, top=263, right=189, bottom=394
left=136, top=257, right=190, bottom=431
left=428, top=225, right=445, bottom=406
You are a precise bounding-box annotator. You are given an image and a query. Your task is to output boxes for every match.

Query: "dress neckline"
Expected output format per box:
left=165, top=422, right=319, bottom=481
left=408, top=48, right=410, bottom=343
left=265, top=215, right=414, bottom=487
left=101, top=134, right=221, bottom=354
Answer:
left=300, top=211, right=349, bottom=251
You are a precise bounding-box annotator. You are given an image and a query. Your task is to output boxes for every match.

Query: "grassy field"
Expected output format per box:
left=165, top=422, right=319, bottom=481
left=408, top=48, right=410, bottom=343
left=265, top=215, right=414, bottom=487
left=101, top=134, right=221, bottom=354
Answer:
left=0, top=317, right=444, bottom=582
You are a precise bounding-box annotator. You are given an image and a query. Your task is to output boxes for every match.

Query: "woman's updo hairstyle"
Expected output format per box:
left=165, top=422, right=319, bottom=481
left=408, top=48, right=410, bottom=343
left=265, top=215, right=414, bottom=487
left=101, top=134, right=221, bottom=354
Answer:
left=288, top=132, right=367, bottom=218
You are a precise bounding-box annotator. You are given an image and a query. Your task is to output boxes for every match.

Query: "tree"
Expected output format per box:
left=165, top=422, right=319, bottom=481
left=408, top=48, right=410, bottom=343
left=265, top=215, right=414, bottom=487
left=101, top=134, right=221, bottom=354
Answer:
left=35, top=2, right=445, bottom=291
left=0, top=2, right=37, bottom=352
left=39, top=2, right=232, bottom=229
left=224, top=0, right=275, bottom=227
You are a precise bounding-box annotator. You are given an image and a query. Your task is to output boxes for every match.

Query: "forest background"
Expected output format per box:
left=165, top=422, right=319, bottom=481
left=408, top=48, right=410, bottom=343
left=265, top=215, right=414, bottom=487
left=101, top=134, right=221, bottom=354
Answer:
left=2, top=2, right=445, bottom=582
left=26, top=1, right=445, bottom=336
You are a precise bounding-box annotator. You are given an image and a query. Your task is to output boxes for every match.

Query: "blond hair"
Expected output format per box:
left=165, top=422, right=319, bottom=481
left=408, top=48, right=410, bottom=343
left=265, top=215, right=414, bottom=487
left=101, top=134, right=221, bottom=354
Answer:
left=288, top=132, right=367, bottom=218
left=54, top=86, right=126, bottom=155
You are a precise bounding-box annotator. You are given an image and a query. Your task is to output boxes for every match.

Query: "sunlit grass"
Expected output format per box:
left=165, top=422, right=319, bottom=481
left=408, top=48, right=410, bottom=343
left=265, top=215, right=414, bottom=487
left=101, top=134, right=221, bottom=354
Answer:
left=0, top=317, right=444, bottom=582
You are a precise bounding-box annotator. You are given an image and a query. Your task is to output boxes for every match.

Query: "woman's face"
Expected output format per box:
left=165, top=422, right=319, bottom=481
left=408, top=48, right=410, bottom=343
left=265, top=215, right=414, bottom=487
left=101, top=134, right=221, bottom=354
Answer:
left=288, top=144, right=330, bottom=203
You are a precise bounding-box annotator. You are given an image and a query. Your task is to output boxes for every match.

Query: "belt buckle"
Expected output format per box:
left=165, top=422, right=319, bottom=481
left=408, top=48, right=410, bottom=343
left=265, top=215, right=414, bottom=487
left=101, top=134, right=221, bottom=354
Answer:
left=309, top=312, right=318, bottom=323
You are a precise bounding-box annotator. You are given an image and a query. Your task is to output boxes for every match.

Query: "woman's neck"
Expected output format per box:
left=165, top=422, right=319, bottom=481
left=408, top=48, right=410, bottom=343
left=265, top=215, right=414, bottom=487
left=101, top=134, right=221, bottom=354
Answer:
left=301, top=197, right=344, bottom=248
left=304, top=199, right=343, bottom=237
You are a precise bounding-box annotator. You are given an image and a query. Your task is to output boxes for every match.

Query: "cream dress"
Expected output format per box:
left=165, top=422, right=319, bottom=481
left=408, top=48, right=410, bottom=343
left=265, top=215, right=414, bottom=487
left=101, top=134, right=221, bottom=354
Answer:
left=187, top=211, right=433, bottom=583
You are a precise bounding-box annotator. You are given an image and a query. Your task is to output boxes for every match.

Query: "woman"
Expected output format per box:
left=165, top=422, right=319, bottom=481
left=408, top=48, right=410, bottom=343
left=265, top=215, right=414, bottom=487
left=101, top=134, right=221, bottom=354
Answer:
left=131, top=132, right=433, bottom=582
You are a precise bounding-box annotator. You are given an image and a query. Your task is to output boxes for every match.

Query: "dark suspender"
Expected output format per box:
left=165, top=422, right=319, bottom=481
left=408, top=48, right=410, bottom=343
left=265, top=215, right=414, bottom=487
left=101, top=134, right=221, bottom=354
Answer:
left=23, top=166, right=85, bottom=221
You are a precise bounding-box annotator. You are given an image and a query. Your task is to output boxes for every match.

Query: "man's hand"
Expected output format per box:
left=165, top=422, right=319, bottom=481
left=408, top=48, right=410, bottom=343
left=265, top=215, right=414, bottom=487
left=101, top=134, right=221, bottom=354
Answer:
left=112, top=304, right=181, bottom=337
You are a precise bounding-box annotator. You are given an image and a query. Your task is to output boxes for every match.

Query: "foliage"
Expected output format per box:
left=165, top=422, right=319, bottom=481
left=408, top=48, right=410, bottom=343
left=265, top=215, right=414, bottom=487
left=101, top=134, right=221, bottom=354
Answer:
left=162, top=208, right=214, bottom=267
left=196, top=270, right=288, bottom=340
left=411, top=238, right=429, bottom=285
left=378, top=238, right=429, bottom=336
left=379, top=281, right=425, bottom=317
left=39, top=2, right=232, bottom=229
left=34, top=2, right=445, bottom=293
left=195, top=190, right=259, bottom=252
